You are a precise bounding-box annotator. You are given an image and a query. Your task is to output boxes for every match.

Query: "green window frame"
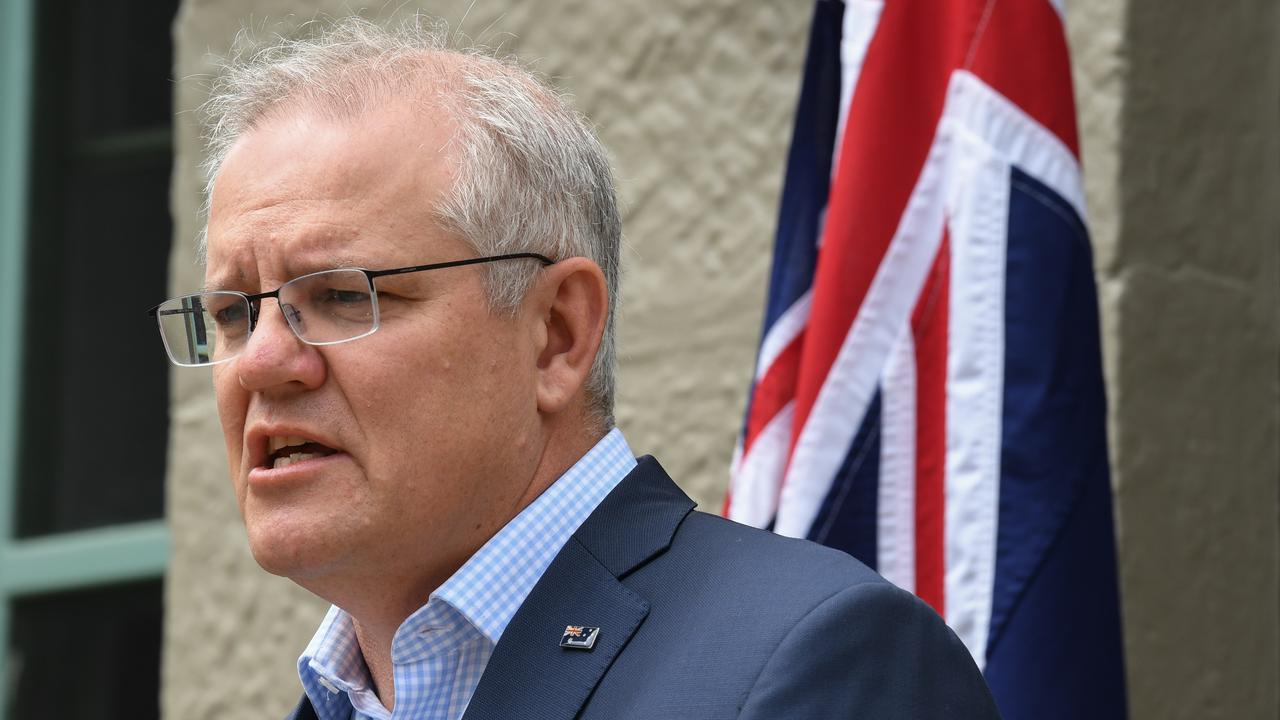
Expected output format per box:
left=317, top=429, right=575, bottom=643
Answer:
left=0, top=1, right=170, bottom=715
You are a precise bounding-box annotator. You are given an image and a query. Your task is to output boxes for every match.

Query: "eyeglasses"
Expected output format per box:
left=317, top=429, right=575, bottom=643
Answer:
left=148, top=252, right=553, bottom=367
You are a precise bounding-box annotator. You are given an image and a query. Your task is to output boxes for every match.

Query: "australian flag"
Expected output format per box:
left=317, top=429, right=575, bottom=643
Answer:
left=726, top=1, right=1128, bottom=717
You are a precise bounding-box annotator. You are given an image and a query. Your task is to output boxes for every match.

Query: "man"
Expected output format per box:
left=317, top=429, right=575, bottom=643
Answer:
left=152, top=16, right=1000, bottom=720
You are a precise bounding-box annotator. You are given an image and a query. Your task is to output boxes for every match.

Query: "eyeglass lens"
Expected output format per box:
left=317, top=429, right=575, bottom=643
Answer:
left=154, top=268, right=378, bottom=366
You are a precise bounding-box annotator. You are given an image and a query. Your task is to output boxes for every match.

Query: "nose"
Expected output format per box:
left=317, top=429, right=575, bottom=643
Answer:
left=234, top=299, right=326, bottom=392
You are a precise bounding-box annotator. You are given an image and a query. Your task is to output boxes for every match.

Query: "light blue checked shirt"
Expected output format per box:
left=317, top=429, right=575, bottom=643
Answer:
left=297, top=428, right=637, bottom=720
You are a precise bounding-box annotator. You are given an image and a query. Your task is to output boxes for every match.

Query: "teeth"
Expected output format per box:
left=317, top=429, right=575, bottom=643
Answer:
left=272, top=451, right=317, bottom=470
left=268, top=435, right=311, bottom=454
left=263, top=433, right=333, bottom=470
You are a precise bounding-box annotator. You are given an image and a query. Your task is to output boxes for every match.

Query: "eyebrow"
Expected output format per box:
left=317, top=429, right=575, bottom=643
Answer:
left=200, top=254, right=369, bottom=293
left=200, top=268, right=248, bottom=294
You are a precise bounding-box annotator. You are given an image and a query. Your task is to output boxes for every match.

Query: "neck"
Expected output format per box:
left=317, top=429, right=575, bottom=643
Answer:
left=352, top=613, right=402, bottom=711
left=310, top=416, right=610, bottom=709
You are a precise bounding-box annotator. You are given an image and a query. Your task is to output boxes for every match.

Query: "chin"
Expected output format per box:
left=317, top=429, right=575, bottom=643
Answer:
left=243, top=514, right=347, bottom=582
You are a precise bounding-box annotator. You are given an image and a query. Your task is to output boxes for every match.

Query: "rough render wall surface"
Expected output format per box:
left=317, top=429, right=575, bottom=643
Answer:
left=163, top=1, right=1280, bottom=718
left=1070, top=0, right=1280, bottom=717
left=1104, top=0, right=1280, bottom=717
left=164, top=1, right=808, bottom=717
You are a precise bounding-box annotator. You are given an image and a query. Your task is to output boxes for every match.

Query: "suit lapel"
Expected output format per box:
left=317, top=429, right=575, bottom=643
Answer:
left=460, top=538, right=648, bottom=720
left=285, top=694, right=318, bottom=720
left=462, top=456, right=695, bottom=720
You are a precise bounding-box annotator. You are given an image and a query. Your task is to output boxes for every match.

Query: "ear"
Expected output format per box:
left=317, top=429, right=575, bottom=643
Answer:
left=527, top=257, right=609, bottom=417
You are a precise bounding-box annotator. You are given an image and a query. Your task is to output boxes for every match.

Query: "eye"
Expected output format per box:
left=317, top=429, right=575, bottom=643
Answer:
left=283, top=269, right=375, bottom=324
left=197, top=293, right=245, bottom=325
left=213, top=302, right=248, bottom=326
left=320, top=288, right=372, bottom=306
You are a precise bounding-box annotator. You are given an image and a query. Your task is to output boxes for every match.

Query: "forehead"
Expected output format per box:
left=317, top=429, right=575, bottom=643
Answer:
left=204, top=101, right=464, bottom=283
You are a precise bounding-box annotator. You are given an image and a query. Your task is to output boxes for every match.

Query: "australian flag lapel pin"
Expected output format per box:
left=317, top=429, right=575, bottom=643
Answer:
left=560, top=625, right=600, bottom=651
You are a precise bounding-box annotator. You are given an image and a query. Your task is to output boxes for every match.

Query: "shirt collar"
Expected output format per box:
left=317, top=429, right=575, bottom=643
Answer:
left=298, top=428, right=637, bottom=712
left=414, top=427, right=636, bottom=645
left=298, top=604, right=384, bottom=719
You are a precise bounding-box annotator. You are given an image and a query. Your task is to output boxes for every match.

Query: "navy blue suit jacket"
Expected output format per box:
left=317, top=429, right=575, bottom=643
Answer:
left=289, top=456, right=1001, bottom=719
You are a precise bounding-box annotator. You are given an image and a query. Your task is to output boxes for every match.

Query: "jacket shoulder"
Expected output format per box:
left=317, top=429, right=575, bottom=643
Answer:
left=669, top=509, right=889, bottom=592
left=586, top=509, right=1001, bottom=719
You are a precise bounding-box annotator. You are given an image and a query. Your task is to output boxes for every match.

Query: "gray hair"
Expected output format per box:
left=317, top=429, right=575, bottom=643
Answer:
left=199, top=15, right=621, bottom=427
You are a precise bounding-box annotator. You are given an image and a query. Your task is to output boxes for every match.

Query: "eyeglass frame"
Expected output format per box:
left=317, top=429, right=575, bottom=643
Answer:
left=147, top=252, right=555, bottom=366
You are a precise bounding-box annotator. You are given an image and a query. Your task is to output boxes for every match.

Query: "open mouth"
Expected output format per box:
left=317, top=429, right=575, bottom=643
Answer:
left=264, top=435, right=339, bottom=470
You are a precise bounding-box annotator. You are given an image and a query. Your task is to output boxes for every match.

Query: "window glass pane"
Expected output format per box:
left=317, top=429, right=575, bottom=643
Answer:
left=16, top=0, right=178, bottom=537
left=6, top=579, right=163, bottom=720
left=18, top=159, right=173, bottom=536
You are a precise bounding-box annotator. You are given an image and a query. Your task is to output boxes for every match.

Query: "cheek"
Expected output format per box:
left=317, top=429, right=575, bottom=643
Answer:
left=340, top=317, right=530, bottom=472
left=212, top=366, right=248, bottom=468
left=359, top=310, right=526, bottom=408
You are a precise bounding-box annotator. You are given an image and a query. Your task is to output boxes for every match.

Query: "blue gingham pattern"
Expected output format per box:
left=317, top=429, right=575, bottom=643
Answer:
left=298, top=429, right=637, bottom=720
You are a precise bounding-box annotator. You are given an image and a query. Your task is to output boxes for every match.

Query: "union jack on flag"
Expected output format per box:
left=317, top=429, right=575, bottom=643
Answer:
left=727, top=1, right=1127, bottom=717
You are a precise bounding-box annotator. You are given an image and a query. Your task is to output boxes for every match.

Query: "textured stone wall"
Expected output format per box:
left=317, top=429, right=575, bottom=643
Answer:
left=1083, top=0, right=1280, bottom=716
left=163, top=1, right=1280, bottom=718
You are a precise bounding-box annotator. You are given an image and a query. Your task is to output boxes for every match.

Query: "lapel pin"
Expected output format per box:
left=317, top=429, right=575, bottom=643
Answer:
left=560, top=625, right=600, bottom=650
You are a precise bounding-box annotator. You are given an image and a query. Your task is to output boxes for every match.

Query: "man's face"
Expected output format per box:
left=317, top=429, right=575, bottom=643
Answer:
left=205, top=104, right=543, bottom=593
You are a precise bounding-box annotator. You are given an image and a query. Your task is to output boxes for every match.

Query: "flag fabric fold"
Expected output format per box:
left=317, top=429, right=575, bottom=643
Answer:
left=728, top=2, right=1127, bottom=717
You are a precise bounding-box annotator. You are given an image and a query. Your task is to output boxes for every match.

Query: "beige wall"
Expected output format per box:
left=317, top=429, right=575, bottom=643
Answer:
left=1069, top=0, right=1280, bottom=716
left=163, top=1, right=1279, bottom=718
